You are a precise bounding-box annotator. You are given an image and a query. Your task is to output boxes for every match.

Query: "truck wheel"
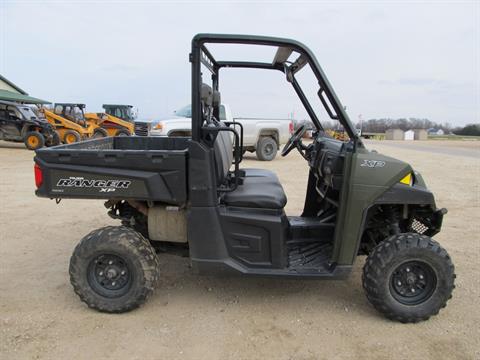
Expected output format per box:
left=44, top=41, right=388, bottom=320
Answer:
left=64, top=130, right=81, bottom=144
left=115, top=129, right=131, bottom=136
left=69, top=226, right=160, bottom=313
left=256, top=136, right=277, bottom=161
left=24, top=131, right=45, bottom=150
left=93, top=127, right=109, bottom=138
left=47, top=132, right=61, bottom=147
left=362, top=233, right=455, bottom=323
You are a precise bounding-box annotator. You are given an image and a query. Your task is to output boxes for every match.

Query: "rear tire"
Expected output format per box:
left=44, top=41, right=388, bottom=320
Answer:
left=47, top=131, right=61, bottom=146
left=24, top=131, right=45, bottom=150
left=93, top=127, right=109, bottom=138
left=256, top=136, right=277, bottom=161
left=63, top=129, right=81, bottom=144
left=115, top=129, right=131, bottom=136
left=362, top=233, right=455, bottom=323
left=69, top=226, right=160, bottom=313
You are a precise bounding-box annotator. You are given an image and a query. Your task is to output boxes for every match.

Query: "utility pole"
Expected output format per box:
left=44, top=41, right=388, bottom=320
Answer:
left=358, top=114, right=363, bottom=136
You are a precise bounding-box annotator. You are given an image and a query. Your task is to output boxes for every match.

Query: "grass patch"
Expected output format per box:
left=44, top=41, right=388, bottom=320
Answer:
left=428, top=135, right=480, bottom=141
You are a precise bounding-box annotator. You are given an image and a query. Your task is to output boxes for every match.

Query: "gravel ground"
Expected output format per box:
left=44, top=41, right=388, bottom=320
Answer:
left=0, top=139, right=479, bottom=360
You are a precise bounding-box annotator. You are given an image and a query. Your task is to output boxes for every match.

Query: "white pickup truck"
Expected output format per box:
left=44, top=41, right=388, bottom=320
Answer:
left=134, top=104, right=293, bottom=161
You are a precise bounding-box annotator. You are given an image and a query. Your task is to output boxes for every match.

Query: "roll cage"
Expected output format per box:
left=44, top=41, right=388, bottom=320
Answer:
left=190, top=34, right=358, bottom=142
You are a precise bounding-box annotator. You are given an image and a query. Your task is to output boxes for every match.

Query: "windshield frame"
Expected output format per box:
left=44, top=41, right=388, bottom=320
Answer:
left=190, top=34, right=358, bottom=142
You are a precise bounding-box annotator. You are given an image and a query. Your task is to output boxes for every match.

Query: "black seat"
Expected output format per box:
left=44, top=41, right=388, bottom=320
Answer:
left=206, top=86, right=287, bottom=210
left=223, top=176, right=287, bottom=209
left=241, top=168, right=279, bottom=181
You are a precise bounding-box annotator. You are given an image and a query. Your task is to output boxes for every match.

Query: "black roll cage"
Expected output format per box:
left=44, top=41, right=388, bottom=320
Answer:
left=190, top=33, right=358, bottom=143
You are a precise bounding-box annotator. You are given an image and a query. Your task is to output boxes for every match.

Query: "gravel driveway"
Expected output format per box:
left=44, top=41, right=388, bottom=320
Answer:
left=1, top=140, right=478, bottom=359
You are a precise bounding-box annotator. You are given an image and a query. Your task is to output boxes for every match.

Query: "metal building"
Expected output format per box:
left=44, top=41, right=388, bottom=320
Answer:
left=414, top=129, right=428, bottom=140
left=0, top=74, right=50, bottom=104
left=385, top=128, right=404, bottom=140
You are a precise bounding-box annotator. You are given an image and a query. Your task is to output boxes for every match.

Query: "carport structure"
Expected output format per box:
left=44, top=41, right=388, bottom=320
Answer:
left=0, top=74, right=50, bottom=104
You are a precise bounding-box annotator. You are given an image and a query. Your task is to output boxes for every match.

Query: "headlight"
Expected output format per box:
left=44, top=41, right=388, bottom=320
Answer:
left=399, top=173, right=414, bottom=186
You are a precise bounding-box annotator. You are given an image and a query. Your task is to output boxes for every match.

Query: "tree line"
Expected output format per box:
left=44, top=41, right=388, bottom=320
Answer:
left=320, top=118, right=480, bottom=136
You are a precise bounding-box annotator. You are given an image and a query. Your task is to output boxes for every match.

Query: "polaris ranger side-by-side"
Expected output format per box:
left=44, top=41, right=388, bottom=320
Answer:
left=34, top=34, right=455, bottom=322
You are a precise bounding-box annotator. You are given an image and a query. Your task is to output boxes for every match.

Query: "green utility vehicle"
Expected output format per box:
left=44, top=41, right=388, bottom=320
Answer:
left=34, top=34, right=455, bottom=322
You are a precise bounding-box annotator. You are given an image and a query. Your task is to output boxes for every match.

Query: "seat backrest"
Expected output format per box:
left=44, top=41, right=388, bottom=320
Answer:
left=201, top=83, right=213, bottom=124
left=213, top=128, right=233, bottom=183
left=211, top=90, right=234, bottom=184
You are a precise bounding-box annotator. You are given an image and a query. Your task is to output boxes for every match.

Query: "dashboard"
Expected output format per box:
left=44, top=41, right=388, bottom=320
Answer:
left=307, top=135, right=348, bottom=191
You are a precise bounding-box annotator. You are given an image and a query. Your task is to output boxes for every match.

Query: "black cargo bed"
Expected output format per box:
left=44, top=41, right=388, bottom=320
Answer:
left=34, top=137, right=190, bottom=204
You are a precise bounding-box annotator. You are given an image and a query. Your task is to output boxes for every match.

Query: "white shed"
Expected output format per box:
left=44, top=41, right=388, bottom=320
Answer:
left=404, top=130, right=414, bottom=140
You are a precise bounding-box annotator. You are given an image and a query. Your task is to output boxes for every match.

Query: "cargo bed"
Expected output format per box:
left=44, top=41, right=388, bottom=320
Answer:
left=34, top=137, right=190, bottom=204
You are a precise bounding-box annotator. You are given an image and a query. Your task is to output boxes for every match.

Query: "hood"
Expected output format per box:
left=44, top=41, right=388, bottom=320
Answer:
left=135, top=115, right=189, bottom=124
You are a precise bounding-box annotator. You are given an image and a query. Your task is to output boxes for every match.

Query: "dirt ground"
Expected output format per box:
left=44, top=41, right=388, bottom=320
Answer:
left=0, top=139, right=479, bottom=360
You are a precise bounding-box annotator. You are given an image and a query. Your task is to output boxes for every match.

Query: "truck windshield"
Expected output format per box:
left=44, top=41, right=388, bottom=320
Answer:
left=176, top=105, right=192, bottom=118
left=219, top=105, right=226, bottom=121
left=176, top=104, right=226, bottom=121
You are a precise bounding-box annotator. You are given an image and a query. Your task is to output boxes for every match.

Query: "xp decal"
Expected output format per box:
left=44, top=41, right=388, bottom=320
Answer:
left=360, top=159, right=386, bottom=168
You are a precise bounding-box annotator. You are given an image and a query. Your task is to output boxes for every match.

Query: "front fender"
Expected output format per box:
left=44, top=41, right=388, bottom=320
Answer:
left=331, top=150, right=444, bottom=266
left=374, top=183, right=435, bottom=206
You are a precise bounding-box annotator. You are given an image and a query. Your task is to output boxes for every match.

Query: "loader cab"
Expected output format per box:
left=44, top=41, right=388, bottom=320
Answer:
left=54, top=103, right=87, bottom=126
left=103, top=104, right=136, bottom=123
left=187, top=34, right=362, bottom=276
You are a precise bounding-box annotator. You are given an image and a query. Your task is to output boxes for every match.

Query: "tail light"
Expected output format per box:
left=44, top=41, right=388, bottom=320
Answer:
left=289, top=121, right=294, bottom=134
left=34, top=163, right=43, bottom=188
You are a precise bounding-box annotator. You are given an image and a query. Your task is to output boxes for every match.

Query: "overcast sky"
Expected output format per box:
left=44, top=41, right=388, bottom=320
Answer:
left=1, top=1, right=478, bottom=126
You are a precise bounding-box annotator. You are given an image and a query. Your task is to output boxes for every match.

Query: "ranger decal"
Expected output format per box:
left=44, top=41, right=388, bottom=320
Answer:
left=56, top=177, right=131, bottom=191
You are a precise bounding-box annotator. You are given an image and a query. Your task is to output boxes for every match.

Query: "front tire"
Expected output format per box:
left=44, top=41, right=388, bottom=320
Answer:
left=69, top=226, right=160, bottom=313
left=362, top=233, right=455, bottom=323
left=63, top=129, right=81, bottom=144
left=24, top=131, right=45, bottom=150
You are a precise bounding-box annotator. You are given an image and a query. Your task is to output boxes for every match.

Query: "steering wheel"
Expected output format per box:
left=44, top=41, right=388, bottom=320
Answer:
left=281, top=124, right=307, bottom=157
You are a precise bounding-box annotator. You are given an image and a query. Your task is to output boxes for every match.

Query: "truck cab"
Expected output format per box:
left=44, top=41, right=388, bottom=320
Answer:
left=139, top=102, right=292, bottom=161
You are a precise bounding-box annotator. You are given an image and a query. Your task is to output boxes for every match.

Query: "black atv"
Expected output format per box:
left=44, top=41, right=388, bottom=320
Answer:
left=0, top=100, right=59, bottom=150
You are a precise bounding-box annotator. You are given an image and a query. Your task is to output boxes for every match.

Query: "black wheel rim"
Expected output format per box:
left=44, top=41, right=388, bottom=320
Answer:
left=87, top=254, right=132, bottom=298
left=389, top=260, right=437, bottom=305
